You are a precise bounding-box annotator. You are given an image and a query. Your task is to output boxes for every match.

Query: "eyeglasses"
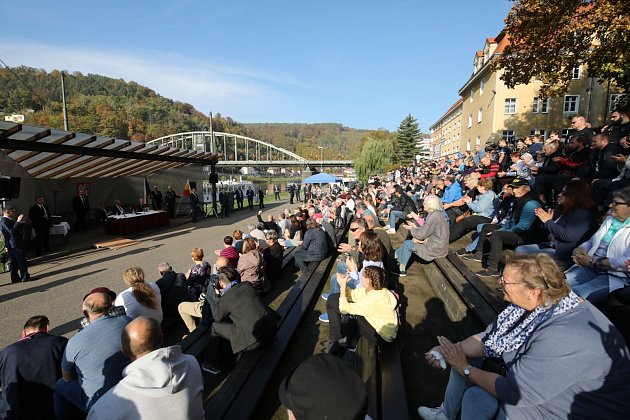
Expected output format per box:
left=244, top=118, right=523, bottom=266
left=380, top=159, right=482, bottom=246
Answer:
left=571, top=121, right=578, bottom=124
left=612, top=201, right=629, bottom=207
left=497, top=276, right=525, bottom=287
left=349, top=227, right=359, bottom=232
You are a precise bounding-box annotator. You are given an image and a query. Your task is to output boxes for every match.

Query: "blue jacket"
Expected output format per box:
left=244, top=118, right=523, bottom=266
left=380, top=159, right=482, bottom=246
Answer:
left=300, top=228, right=329, bottom=259
left=467, top=190, right=496, bottom=218
left=545, top=208, right=595, bottom=269
left=442, top=182, right=463, bottom=204
left=0, top=216, right=25, bottom=249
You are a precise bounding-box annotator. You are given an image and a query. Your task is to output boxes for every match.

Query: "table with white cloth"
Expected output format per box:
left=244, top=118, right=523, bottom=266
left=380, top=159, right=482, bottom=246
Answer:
left=106, top=211, right=170, bottom=235
left=31, top=221, right=71, bottom=244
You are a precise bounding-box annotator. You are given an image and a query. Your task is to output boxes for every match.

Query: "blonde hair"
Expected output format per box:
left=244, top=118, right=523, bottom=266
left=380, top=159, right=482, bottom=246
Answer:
left=124, top=267, right=157, bottom=310
left=504, top=253, right=570, bottom=306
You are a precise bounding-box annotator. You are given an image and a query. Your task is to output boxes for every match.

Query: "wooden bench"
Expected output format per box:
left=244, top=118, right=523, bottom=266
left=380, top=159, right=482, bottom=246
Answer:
left=202, top=226, right=347, bottom=419
left=424, top=251, right=506, bottom=338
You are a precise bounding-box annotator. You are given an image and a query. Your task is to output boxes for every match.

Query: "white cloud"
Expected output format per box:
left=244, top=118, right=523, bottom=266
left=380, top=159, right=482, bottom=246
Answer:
left=0, top=41, right=295, bottom=121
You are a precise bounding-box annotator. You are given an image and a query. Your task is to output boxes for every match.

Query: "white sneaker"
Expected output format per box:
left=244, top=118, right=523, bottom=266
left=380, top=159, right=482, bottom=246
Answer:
left=417, top=404, right=448, bottom=420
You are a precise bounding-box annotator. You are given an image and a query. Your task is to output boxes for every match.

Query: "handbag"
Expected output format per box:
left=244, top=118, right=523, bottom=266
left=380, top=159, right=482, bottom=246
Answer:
left=455, top=210, right=471, bottom=223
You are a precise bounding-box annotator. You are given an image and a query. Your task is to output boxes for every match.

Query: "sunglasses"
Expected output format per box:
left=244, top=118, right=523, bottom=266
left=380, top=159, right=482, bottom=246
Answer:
left=612, top=201, right=629, bottom=207
left=349, top=227, right=360, bottom=232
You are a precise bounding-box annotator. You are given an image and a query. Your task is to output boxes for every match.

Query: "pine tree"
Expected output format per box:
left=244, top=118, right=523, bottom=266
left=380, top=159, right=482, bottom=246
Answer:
left=396, top=114, right=420, bottom=164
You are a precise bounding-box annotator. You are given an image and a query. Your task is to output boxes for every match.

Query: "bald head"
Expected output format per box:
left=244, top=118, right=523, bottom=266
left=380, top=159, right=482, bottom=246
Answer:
left=121, top=317, right=163, bottom=361
left=216, top=256, right=229, bottom=270
left=82, top=293, right=111, bottom=322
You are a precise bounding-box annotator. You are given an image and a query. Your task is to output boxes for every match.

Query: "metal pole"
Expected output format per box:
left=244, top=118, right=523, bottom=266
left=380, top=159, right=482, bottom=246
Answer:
left=318, top=146, right=323, bottom=172
left=61, top=71, right=69, bottom=131
left=208, top=112, right=214, bottom=153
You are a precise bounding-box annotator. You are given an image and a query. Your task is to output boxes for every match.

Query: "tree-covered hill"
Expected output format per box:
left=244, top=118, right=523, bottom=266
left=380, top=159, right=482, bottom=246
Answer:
left=0, top=66, right=371, bottom=159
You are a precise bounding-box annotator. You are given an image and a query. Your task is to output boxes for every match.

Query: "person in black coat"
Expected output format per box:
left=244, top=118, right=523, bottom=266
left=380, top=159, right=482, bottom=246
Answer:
left=155, top=263, right=191, bottom=322
left=28, top=196, right=52, bottom=256
left=0, top=315, right=67, bottom=420
left=219, top=189, right=229, bottom=218
left=246, top=187, right=255, bottom=210
left=257, top=187, right=265, bottom=209
left=190, top=187, right=200, bottom=222
left=164, top=186, right=180, bottom=218
left=262, top=231, right=283, bottom=282
left=150, top=186, right=163, bottom=210
left=0, top=207, right=30, bottom=283
left=292, top=220, right=330, bottom=272
left=72, top=188, right=90, bottom=232
left=201, top=267, right=278, bottom=373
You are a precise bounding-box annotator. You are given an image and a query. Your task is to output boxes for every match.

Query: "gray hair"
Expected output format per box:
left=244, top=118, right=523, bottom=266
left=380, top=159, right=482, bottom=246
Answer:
left=613, top=186, right=630, bottom=205
left=158, top=262, right=172, bottom=274
left=423, top=195, right=444, bottom=212
left=265, top=230, right=279, bottom=241
left=247, top=224, right=257, bottom=232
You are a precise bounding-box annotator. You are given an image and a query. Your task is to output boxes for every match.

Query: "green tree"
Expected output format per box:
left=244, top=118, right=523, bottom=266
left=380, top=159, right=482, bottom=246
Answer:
left=494, top=0, right=630, bottom=97
left=396, top=114, right=420, bottom=164
left=354, top=131, right=396, bottom=182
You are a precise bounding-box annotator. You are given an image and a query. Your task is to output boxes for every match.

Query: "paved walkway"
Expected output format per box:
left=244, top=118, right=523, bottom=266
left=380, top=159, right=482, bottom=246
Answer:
left=0, top=202, right=290, bottom=349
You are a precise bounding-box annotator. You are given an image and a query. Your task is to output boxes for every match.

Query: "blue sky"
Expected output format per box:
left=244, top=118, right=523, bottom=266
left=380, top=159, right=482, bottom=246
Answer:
left=1, top=0, right=513, bottom=132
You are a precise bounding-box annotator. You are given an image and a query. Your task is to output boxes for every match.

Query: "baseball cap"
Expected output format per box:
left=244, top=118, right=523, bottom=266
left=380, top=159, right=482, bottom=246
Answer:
left=278, top=353, right=367, bottom=420
left=83, top=287, right=116, bottom=302
left=509, top=177, right=530, bottom=188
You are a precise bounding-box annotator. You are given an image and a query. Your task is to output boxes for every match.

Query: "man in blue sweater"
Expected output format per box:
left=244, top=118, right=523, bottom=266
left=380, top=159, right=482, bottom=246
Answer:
left=473, top=178, right=543, bottom=277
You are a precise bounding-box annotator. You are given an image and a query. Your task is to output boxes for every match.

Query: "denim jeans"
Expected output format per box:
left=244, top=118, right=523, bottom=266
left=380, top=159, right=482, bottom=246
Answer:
left=328, top=261, right=348, bottom=294
left=395, top=240, right=415, bottom=269
left=54, top=378, right=89, bottom=419
left=514, top=244, right=556, bottom=257
left=441, top=368, right=507, bottom=420
left=565, top=265, right=628, bottom=304
left=465, top=223, right=488, bottom=252
left=388, top=210, right=406, bottom=229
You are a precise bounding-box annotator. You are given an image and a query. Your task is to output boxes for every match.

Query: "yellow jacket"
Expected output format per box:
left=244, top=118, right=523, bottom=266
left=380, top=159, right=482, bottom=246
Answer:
left=339, top=287, right=398, bottom=342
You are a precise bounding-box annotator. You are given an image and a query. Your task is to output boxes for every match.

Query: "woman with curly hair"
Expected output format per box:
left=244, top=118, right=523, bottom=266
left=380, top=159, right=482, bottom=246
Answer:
left=114, top=267, right=162, bottom=322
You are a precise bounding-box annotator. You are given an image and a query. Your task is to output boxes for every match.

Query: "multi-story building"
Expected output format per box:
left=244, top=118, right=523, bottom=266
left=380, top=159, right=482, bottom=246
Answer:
left=429, top=98, right=463, bottom=158
left=431, top=31, right=625, bottom=156
left=416, top=134, right=431, bottom=161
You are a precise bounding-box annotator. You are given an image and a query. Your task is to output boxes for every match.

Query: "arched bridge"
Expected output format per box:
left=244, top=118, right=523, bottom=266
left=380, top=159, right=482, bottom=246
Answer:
left=147, top=131, right=352, bottom=167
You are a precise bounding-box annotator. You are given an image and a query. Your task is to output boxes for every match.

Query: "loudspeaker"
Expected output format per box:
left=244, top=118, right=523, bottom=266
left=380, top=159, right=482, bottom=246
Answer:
left=0, top=177, right=20, bottom=199
left=208, top=173, right=219, bottom=183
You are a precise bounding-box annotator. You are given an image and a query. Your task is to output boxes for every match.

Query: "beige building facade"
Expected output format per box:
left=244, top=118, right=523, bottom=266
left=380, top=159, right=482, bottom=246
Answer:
left=432, top=31, right=625, bottom=157
left=429, top=98, right=463, bottom=158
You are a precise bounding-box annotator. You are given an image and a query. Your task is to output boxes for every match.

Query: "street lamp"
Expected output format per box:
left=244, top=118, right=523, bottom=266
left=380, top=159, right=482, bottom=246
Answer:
left=318, top=146, right=323, bottom=172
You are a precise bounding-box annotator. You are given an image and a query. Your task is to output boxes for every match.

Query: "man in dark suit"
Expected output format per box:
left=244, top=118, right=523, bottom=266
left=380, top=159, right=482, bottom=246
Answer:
left=218, top=189, right=228, bottom=218
left=0, top=207, right=30, bottom=283
left=155, top=262, right=190, bottom=324
left=201, top=267, right=278, bottom=374
left=111, top=200, right=126, bottom=216
left=234, top=187, right=244, bottom=210
left=72, top=188, right=90, bottom=231
left=288, top=184, right=295, bottom=204
left=150, top=186, right=163, bottom=210
left=246, top=187, right=255, bottom=210
left=0, top=315, right=67, bottom=419
left=257, top=187, right=265, bottom=209
left=164, top=186, right=180, bottom=218
left=28, top=196, right=52, bottom=257
left=190, top=187, right=200, bottom=222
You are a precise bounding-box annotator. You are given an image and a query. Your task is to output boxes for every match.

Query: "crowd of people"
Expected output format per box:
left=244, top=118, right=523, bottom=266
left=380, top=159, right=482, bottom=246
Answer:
left=2, top=108, right=630, bottom=419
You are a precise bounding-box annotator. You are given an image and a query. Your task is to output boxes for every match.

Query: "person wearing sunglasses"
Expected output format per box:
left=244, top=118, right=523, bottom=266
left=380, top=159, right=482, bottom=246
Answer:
left=565, top=186, right=630, bottom=303
left=419, top=253, right=630, bottom=420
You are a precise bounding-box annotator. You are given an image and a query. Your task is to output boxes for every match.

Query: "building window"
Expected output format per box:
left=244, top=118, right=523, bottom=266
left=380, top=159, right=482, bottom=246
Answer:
left=610, top=94, right=625, bottom=113
left=476, top=136, right=481, bottom=145
left=529, top=129, right=547, bottom=140
left=561, top=129, right=570, bottom=140
left=504, top=98, right=517, bottom=114
left=468, top=114, right=472, bottom=128
left=532, top=97, right=549, bottom=113
left=466, top=139, right=471, bottom=151
left=502, top=130, right=515, bottom=141
left=571, top=66, right=581, bottom=79
left=477, top=108, right=483, bottom=123
left=469, top=89, right=474, bottom=103
left=480, top=80, right=484, bottom=95
left=563, top=95, right=579, bottom=113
